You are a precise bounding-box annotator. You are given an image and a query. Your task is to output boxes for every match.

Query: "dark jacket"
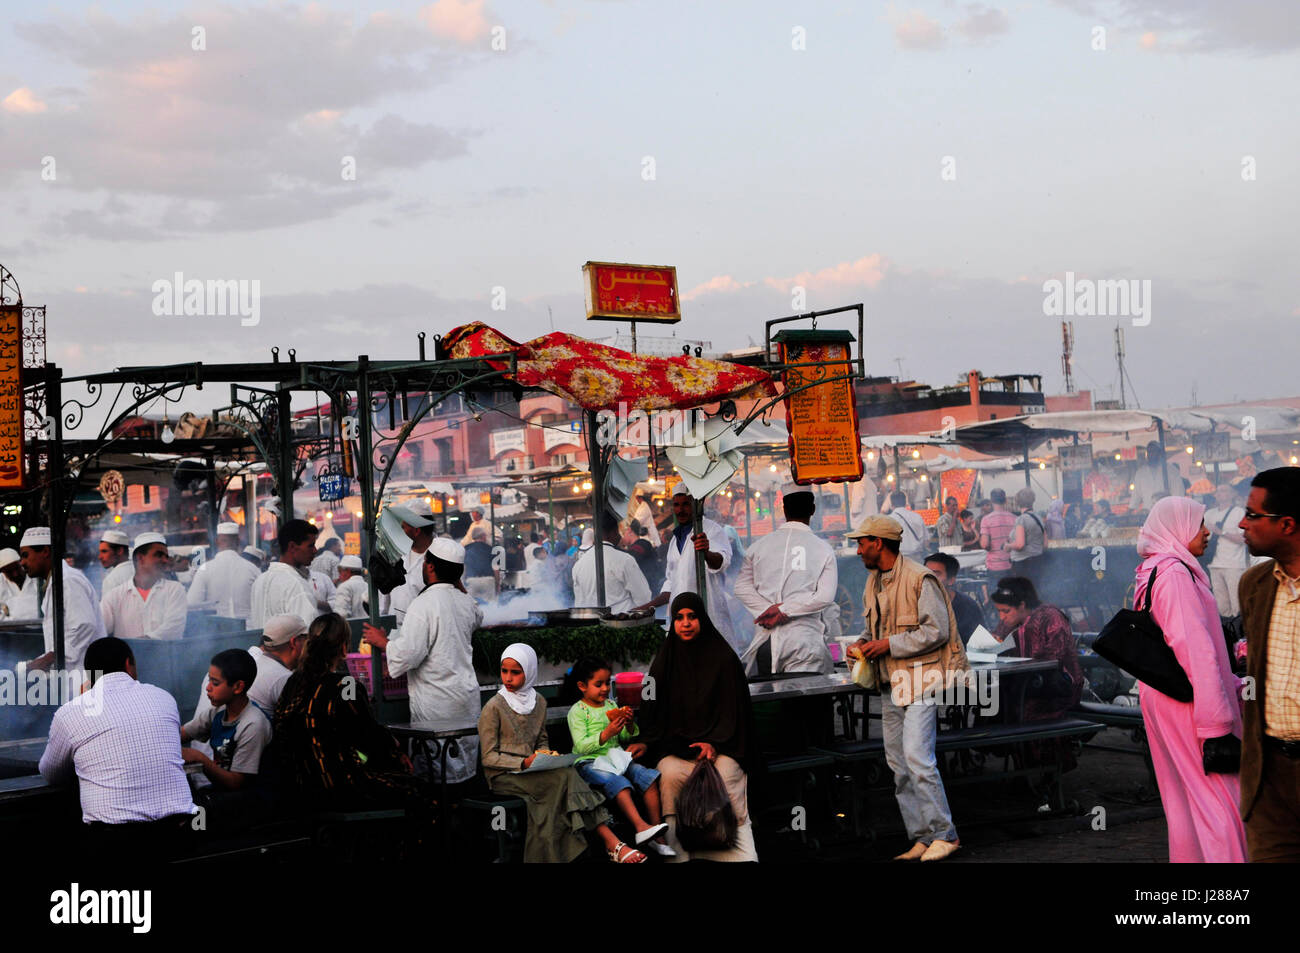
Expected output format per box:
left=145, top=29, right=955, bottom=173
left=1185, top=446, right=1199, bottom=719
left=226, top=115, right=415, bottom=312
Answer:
left=1238, top=560, right=1279, bottom=819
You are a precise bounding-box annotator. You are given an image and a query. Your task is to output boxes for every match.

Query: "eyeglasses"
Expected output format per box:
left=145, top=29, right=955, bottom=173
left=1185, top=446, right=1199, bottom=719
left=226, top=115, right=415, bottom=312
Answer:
left=1242, top=509, right=1283, bottom=522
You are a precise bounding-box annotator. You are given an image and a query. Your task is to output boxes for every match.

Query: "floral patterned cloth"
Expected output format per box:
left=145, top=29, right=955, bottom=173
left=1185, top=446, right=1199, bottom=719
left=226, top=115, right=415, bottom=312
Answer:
left=442, top=322, right=776, bottom=412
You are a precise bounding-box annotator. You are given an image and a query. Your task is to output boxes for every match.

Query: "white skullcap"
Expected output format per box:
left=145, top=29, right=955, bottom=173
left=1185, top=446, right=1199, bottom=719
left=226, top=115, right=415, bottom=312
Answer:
left=243, top=545, right=265, bottom=559
left=339, top=554, right=363, bottom=570
left=429, top=538, right=466, bottom=565
left=20, top=527, right=51, bottom=548
left=133, top=532, right=167, bottom=551
left=101, top=530, right=130, bottom=547
left=217, top=522, right=240, bottom=536
left=0, top=548, right=19, bottom=568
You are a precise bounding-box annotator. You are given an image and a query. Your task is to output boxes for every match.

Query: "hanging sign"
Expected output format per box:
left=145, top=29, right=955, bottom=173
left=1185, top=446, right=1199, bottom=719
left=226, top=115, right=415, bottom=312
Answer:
left=98, top=469, right=126, bottom=504
left=775, top=329, right=862, bottom=485
left=1059, top=443, right=1094, bottom=471
left=0, top=305, right=23, bottom=489
left=319, top=474, right=350, bottom=502
left=583, top=262, right=681, bottom=323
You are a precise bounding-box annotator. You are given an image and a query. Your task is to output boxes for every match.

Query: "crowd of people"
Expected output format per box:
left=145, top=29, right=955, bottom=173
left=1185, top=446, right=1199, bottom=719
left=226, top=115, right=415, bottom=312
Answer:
left=13, top=456, right=1300, bottom=865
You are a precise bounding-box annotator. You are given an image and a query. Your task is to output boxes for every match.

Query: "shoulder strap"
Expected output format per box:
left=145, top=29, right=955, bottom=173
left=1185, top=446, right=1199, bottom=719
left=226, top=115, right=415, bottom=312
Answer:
left=1027, top=513, right=1044, bottom=533
left=1142, top=564, right=1158, bottom=612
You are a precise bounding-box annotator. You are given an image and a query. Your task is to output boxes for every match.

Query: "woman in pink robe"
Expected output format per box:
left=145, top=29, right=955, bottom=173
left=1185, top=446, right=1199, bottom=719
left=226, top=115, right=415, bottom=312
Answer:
left=1134, top=496, right=1246, bottom=863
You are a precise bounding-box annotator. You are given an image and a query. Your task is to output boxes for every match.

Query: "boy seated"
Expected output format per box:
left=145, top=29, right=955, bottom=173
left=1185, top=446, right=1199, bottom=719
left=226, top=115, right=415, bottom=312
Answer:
left=181, top=649, right=271, bottom=792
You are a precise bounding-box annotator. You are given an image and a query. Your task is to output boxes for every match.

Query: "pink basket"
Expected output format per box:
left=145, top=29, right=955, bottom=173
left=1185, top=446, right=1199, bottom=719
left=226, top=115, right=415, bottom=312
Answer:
left=345, top=652, right=408, bottom=700
left=613, top=672, right=644, bottom=709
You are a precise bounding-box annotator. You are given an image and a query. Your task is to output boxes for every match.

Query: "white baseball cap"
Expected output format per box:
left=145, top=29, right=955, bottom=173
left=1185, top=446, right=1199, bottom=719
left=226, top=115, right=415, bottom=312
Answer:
left=20, top=527, right=51, bottom=548
left=261, top=614, right=308, bottom=647
left=217, top=522, right=240, bottom=536
left=101, top=530, right=130, bottom=547
left=429, top=538, right=466, bottom=565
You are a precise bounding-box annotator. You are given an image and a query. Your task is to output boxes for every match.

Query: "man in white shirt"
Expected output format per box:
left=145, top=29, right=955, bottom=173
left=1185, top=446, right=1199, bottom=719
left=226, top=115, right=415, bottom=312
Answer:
left=633, top=493, right=663, bottom=545
left=101, top=533, right=189, bottom=640
left=19, top=526, right=105, bottom=674
left=39, top=637, right=195, bottom=843
left=736, top=486, right=839, bottom=675
left=887, top=490, right=931, bottom=561
left=330, top=555, right=369, bottom=618
left=363, top=539, right=482, bottom=783
left=386, top=499, right=436, bottom=625
left=1205, top=483, right=1250, bottom=618
left=572, top=521, right=652, bottom=614
left=187, top=522, right=261, bottom=626
left=0, top=547, right=38, bottom=620
left=191, top=614, right=307, bottom=728
left=634, top=489, right=735, bottom=648
left=1129, top=440, right=1185, bottom=513
left=99, top=529, right=134, bottom=595
left=459, top=508, right=496, bottom=547
left=850, top=474, right=880, bottom=528
left=311, top=537, right=343, bottom=583
left=248, top=519, right=321, bottom=628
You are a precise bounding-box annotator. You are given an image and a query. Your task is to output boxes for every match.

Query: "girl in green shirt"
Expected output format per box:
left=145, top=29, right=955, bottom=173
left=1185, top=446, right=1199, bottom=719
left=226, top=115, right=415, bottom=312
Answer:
left=565, top=658, right=673, bottom=856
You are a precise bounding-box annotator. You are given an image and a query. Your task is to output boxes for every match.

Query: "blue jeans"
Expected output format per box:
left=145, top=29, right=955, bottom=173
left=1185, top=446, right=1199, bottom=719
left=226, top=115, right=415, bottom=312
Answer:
left=576, top=760, right=660, bottom=800
left=880, top=692, right=958, bottom=844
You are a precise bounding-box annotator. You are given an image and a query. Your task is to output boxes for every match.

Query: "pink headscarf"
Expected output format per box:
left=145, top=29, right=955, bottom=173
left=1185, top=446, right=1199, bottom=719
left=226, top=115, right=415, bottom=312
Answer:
left=1136, top=496, right=1210, bottom=589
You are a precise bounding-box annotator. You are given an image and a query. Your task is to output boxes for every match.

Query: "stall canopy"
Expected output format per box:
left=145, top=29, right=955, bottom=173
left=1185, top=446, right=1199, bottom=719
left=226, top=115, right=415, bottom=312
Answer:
left=442, top=322, right=776, bottom=412
left=951, top=410, right=1163, bottom=456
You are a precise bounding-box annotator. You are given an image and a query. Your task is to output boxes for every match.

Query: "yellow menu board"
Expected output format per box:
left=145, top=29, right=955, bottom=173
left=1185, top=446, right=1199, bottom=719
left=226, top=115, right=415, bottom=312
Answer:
left=780, top=337, right=862, bottom=485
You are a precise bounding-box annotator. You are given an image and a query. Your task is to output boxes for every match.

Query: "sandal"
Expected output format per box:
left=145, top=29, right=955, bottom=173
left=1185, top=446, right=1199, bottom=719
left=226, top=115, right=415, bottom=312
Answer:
left=609, top=842, right=647, bottom=864
left=635, top=823, right=668, bottom=845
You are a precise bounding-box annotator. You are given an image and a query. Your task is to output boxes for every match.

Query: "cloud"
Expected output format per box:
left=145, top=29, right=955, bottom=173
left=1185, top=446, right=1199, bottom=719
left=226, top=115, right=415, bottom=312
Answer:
left=955, top=5, right=1011, bottom=40
left=682, top=275, right=745, bottom=301
left=1053, top=0, right=1300, bottom=54
left=2, top=87, right=46, bottom=114
left=892, top=10, right=947, bottom=50
left=763, top=255, right=889, bottom=293
left=421, top=0, right=493, bottom=45
left=1139, top=31, right=1158, bottom=49
left=1, top=6, right=478, bottom=235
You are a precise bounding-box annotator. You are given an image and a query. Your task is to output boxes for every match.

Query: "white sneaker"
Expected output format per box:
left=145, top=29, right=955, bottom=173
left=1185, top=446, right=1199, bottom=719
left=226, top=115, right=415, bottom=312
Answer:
left=635, top=823, right=668, bottom=845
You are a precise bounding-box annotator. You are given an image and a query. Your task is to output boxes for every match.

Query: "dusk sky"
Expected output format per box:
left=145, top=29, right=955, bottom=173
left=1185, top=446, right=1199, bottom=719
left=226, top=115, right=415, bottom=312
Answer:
left=2, top=0, right=1296, bottom=420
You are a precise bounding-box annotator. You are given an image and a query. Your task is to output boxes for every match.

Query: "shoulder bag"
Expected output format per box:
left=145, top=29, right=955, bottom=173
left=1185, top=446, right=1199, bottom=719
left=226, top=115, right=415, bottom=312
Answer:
left=1092, top=564, right=1194, bottom=702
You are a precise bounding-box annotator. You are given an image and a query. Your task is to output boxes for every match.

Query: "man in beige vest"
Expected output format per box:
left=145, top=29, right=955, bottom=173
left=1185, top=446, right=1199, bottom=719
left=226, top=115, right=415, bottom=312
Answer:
left=848, top=515, right=968, bottom=862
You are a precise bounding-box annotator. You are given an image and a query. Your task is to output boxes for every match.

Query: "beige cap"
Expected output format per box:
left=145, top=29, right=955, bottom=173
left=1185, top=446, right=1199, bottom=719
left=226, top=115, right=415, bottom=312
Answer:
left=261, top=614, right=308, bottom=647
left=845, top=514, right=904, bottom=541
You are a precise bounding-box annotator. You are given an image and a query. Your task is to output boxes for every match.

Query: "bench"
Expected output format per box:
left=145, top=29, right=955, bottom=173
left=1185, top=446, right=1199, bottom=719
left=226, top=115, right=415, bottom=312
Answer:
left=1072, top=700, right=1157, bottom=795
left=812, top=717, right=1104, bottom=837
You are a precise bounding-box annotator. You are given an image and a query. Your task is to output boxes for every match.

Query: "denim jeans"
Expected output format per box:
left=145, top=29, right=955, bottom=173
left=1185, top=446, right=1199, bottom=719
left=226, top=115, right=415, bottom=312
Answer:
left=575, top=760, right=660, bottom=800
left=880, top=692, right=958, bottom=844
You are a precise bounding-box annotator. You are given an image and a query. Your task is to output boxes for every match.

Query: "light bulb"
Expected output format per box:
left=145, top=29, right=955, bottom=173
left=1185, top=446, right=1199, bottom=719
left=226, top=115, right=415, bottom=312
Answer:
left=1185, top=446, right=1193, bottom=454
left=161, top=425, right=174, bottom=444
left=1038, top=462, right=1046, bottom=470
left=912, top=450, right=920, bottom=459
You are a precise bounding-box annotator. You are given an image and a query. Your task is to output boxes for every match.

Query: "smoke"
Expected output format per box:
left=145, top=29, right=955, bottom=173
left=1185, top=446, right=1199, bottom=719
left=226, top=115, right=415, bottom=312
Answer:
left=478, top=564, right=573, bottom=626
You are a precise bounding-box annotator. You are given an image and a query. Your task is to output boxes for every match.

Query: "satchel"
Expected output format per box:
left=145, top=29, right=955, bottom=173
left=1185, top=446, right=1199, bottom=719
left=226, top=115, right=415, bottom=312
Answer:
left=1092, top=564, right=1194, bottom=702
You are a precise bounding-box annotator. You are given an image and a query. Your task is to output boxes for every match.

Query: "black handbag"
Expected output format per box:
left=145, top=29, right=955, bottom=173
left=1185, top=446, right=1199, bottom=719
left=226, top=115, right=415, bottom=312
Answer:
left=1092, top=564, right=1194, bottom=702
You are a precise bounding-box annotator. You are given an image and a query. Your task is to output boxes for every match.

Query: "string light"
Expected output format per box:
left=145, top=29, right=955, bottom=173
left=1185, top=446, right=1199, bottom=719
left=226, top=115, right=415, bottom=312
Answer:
left=911, top=450, right=921, bottom=459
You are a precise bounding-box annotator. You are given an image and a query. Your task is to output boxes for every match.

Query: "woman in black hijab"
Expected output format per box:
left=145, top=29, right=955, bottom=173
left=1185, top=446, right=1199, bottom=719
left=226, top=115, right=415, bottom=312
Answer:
left=637, top=591, right=759, bottom=861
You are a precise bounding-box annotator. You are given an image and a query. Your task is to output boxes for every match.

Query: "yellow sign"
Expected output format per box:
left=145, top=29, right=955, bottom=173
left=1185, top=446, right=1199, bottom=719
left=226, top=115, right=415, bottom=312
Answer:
left=778, top=334, right=862, bottom=485
left=344, top=532, right=361, bottom=556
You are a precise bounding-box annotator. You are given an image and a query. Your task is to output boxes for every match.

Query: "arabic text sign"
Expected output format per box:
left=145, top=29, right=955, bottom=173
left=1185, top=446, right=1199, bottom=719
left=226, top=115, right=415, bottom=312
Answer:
left=583, top=262, right=680, bottom=323
left=0, top=306, right=23, bottom=490
left=780, top=339, right=862, bottom=485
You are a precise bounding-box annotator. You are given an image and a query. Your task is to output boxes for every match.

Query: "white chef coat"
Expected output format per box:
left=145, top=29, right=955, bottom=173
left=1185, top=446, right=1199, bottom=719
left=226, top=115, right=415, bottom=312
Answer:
left=248, top=562, right=320, bottom=629
left=101, top=578, right=188, bottom=640
left=0, top=573, right=39, bottom=620
left=890, top=508, right=930, bottom=561
left=1204, top=505, right=1249, bottom=569
left=385, top=582, right=483, bottom=783
left=661, top=517, right=733, bottom=646
left=309, top=570, right=335, bottom=610
left=186, top=549, right=261, bottom=625
left=849, top=476, right=880, bottom=528
left=100, top=560, right=134, bottom=596
left=735, top=521, right=837, bottom=675
left=41, top=566, right=106, bottom=673
left=634, top=501, right=663, bottom=545
left=310, top=549, right=341, bottom=583
left=572, top=542, right=652, bottom=614
left=330, top=575, right=370, bottom=618
left=1129, top=461, right=1185, bottom=512
left=460, top=518, right=496, bottom=546
left=388, top=544, right=430, bottom=627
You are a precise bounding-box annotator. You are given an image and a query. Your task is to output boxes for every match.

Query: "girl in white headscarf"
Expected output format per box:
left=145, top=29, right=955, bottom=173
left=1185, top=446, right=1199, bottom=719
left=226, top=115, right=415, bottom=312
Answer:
left=1133, top=497, right=1246, bottom=862
left=477, top=643, right=647, bottom=862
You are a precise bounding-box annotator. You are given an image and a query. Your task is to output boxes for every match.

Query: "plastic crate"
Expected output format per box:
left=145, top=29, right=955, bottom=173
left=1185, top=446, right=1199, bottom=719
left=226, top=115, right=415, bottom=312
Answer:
left=345, top=652, right=408, bottom=700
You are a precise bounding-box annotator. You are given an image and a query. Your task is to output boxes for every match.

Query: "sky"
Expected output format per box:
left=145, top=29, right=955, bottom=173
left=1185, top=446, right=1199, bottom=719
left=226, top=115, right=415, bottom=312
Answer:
left=1, top=0, right=1297, bottom=424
